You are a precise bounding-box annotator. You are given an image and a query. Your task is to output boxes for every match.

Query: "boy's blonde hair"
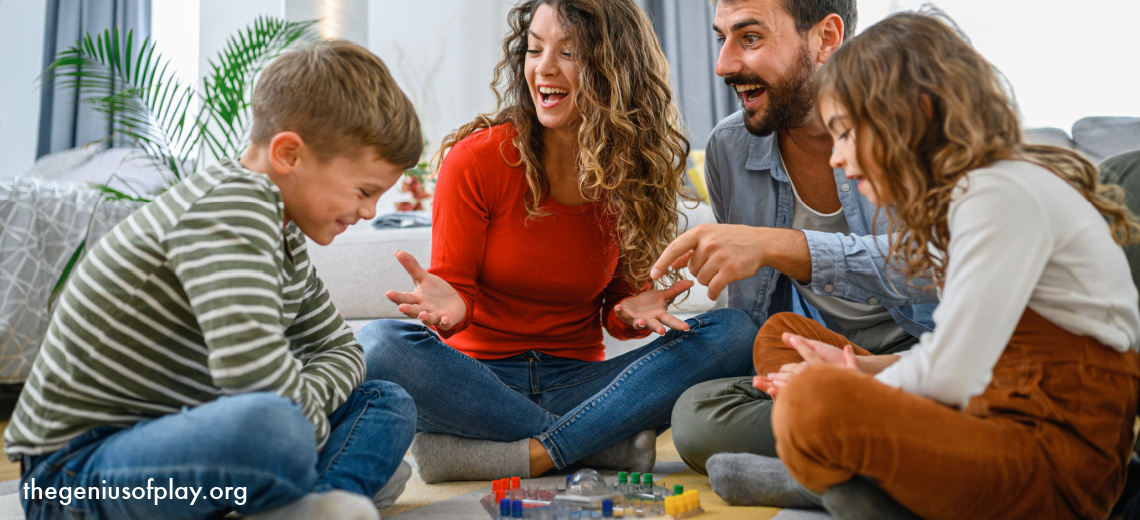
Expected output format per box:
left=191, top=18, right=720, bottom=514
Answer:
left=251, top=40, right=422, bottom=168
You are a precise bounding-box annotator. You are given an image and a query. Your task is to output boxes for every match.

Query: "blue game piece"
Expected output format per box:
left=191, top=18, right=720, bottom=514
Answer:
left=602, top=499, right=614, bottom=517
left=500, top=498, right=511, bottom=517
left=512, top=499, right=523, bottom=518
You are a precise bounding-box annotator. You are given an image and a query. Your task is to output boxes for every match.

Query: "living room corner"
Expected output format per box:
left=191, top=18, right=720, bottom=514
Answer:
left=1, top=1, right=1140, bottom=519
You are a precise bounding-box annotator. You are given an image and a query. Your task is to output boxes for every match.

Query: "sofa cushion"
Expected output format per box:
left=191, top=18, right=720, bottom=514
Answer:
left=307, top=227, right=433, bottom=320
left=1072, top=117, right=1140, bottom=163
left=18, top=147, right=173, bottom=197
left=1024, top=127, right=1075, bottom=150
left=13, top=146, right=98, bottom=181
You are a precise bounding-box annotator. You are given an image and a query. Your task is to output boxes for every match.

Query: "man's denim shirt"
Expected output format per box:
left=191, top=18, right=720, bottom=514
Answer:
left=705, top=111, right=937, bottom=339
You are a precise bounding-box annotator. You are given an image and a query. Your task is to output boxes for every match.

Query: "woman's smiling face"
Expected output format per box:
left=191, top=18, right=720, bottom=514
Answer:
left=524, top=4, right=582, bottom=133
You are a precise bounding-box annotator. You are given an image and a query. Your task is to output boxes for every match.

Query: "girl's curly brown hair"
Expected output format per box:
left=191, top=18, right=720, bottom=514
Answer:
left=816, top=10, right=1139, bottom=288
left=434, top=0, right=694, bottom=288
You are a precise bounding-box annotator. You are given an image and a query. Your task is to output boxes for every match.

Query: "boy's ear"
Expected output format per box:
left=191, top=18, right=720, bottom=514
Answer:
left=268, top=132, right=305, bottom=175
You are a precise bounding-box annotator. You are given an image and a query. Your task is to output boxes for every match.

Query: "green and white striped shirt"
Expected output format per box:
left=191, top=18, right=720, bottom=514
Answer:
left=4, top=159, right=363, bottom=459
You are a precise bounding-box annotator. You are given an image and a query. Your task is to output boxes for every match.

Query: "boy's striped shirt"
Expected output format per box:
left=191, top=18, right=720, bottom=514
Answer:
left=4, top=159, right=363, bottom=459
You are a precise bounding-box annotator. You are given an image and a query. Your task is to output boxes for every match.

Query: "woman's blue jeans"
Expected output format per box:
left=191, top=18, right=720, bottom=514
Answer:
left=358, top=308, right=757, bottom=469
left=20, top=380, right=416, bottom=519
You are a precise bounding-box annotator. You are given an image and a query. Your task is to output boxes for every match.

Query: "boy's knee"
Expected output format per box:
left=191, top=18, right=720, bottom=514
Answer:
left=357, top=380, right=416, bottom=417
left=356, top=380, right=417, bottom=444
left=210, top=394, right=318, bottom=482
left=223, top=393, right=310, bottom=432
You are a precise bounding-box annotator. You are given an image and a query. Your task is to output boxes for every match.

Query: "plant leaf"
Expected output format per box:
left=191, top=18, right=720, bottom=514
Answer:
left=198, top=17, right=319, bottom=160
left=42, top=17, right=319, bottom=301
left=47, top=238, right=86, bottom=311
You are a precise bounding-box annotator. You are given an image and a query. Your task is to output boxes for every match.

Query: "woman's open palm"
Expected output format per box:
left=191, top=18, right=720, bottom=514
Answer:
left=613, top=279, right=695, bottom=335
left=384, top=251, right=467, bottom=330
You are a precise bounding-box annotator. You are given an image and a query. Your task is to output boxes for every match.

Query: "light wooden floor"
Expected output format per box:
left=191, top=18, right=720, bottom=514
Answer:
left=0, top=418, right=776, bottom=519
left=0, top=419, right=17, bottom=482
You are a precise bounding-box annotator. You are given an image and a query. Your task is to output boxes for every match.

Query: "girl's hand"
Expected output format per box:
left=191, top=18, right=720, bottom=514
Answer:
left=753, top=360, right=808, bottom=397
left=754, top=336, right=860, bottom=397
left=384, top=251, right=467, bottom=330
left=783, top=333, right=859, bottom=370
left=613, top=280, right=695, bottom=335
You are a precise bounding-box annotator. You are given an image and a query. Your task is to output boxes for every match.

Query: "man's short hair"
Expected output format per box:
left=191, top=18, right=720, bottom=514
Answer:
left=250, top=40, right=422, bottom=168
left=783, top=0, right=857, bottom=39
left=716, top=0, right=858, bottom=41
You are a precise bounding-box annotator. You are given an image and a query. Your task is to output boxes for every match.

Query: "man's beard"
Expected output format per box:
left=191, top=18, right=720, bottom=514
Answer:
left=727, top=46, right=815, bottom=137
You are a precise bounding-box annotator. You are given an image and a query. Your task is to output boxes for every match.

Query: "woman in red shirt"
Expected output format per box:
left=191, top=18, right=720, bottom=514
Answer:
left=359, top=0, right=757, bottom=482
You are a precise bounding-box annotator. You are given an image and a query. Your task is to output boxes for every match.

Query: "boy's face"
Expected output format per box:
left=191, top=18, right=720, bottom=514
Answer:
left=279, top=149, right=405, bottom=245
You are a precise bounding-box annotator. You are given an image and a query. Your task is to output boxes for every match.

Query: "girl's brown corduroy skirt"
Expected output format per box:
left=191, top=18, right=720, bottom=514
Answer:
left=758, top=310, right=1139, bottom=520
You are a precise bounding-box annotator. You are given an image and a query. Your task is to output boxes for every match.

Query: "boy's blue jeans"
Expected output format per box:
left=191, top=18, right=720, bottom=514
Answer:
left=19, top=380, right=416, bottom=520
left=358, top=308, right=758, bottom=469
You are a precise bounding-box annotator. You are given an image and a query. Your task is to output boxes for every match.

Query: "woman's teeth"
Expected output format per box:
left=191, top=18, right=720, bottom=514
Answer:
left=539, top=86, right=568, bottom=104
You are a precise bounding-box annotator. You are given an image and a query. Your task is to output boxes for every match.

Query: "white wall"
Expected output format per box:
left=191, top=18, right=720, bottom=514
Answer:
left=857, top=0, right=1140, bottom=133
left=367, top=0, right=516, bottom=154
left=198, top=0, right=286, bottom=89
left=0, top=0, right=49, bottom=177
left=152, top=0, right=201, bottom=93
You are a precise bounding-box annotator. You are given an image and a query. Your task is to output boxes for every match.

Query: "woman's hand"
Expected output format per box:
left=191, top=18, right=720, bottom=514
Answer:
left=613, top=279, right=695, bottom=335
left=753, top=333, right=859, bottom=397
left=384, top=251, right=467, bottom=330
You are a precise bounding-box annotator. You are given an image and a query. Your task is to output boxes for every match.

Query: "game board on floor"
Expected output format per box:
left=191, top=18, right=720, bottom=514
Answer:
left=481, top=469, right=705, bottom=519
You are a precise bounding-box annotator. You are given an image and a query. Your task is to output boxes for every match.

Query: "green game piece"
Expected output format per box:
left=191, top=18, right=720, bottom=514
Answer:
left=674, top=484, right=684, bottom=496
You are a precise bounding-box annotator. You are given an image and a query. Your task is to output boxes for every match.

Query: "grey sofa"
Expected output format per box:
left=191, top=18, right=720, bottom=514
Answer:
left=1024, top=116, right=1140, bottom=163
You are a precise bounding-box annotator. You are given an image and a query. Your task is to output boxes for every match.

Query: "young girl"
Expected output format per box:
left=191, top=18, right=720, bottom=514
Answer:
left=752, top=12, right=1140, bottom=520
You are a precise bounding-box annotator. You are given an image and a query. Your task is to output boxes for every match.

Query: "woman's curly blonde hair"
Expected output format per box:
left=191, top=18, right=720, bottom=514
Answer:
left=816, top=10, right=1139, bottom=287
left=434, top=0, right=694, bottom=288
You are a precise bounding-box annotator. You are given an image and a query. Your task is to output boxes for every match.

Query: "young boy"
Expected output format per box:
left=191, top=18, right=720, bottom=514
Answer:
left=4, top=40, right=422, bottom=520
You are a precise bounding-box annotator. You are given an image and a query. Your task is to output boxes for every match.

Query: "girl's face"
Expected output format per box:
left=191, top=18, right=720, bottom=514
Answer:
left=819, top=94, right=889, bottom=205
left=524, top=5, right=582, bottom=134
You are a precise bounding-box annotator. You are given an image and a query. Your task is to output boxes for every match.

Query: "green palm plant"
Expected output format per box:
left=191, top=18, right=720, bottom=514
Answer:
left=44, top=16, right=319, bottom=305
